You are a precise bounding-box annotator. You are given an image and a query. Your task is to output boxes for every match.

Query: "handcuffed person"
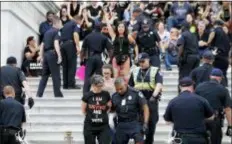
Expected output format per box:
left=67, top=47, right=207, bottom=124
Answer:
left=81, top=75, right=112, bottom=144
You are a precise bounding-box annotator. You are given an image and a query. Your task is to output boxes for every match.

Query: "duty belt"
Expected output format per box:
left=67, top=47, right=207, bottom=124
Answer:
left=118, top=118, right=136, bottom=123
left=176, top=132, right=206, bottom=138
left=60, top=40, right=74, bottom=45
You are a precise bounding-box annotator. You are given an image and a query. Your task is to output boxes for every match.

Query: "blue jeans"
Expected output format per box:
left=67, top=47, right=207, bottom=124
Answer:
left=165, top=53, right=178, bottom=69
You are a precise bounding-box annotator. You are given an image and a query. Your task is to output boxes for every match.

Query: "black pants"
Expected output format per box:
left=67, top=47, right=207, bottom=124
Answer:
left=178, top=134, right=207, bottom=144
left=213, top=55, right=229, bottom=87
left=150, top=54, right=161, bottom=68
left=83, top=54, right=103, bottom=95
left=61, top=41, right=77, bottom=88
left=205, top=119, right=222, bottom=144
left=179, top=54, right=200, bottom=80
left=83, top=125, right=111, bottom=144
left=0, top=129, right=20, bottom=144
left=37, top=50, right=63, bottom=97
left=145, top=100, right=159, bottom=144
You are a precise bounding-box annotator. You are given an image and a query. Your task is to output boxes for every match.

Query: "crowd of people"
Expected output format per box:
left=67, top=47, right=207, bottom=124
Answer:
left=1, top=1, right=232, bottom=144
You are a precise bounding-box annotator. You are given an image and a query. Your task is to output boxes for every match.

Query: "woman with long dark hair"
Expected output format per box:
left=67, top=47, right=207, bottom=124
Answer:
left=59, top=5, right=70, bottom=25
left=104, top=11, right=138, bottom=82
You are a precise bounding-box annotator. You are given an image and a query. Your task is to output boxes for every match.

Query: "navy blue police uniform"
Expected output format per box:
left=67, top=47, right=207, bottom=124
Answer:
left=129, top=53, right=163, bottom=144
left=164, top=77, right=214, bottom=144
left=112, top=87, right=147, bottom=144
left=37, top=27, right=63, bottom=97
left=211, top=21, right=231, bottom=87
left=82, top=90, right=112, bottom=144
left=136, top=21, right=161, bottom=67
left=0, top=57, right=27, bottom=104
left=0, top=97, right=26, bottom=144
left=60, top=20, right=81, bottom=89
left=190, top=50, right=214, bottom=87
left=195, top=69, right=232, bottom=144
left=81, top=25, right=112, bottom=95
left=177, top=22, right=200, bottom=81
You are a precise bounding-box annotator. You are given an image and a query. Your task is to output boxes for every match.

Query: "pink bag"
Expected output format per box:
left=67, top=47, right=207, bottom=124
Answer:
left=76, top=66, right=85, bottom=80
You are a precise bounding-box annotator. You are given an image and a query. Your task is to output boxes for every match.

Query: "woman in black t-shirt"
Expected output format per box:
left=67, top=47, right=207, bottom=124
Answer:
left=21, top=36, right=39, bottom=76
left=60, top=5, right=70, bottom=26
left=87, top=2, right=102, bottom=22
left=82, top=75, right=112, bottom=144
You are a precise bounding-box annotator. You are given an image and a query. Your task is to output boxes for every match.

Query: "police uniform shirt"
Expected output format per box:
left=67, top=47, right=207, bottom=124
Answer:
left=43, top=27, right=61, bottom=51
left=195, top=80, right=231, bottom=110
left=0, top=97, right=26, bottom=128
left=0, top=66, right=26, bottom=96
left=164, top=91, right=214, bottom=133
left=111, top=87, right=147, bottom=122
left=82, top=91, right=111, bottom=128
left=60, top=20, right=81, bottom=42
left=82, top=31, right=112, bottom=54
left=136, top=30, right=161, bottom=51
left=177, top=30, right=198, bottom=55
left=190, top=63, right=213, bottom=86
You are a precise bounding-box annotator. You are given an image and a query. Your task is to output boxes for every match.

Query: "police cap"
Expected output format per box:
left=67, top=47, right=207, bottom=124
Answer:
left=214, top=20, right=224, bottom=26
left=179, top=77, right=194, bottom=87
left=203, top=50, right=214, bottom=60
left=211, top=68, right=223, bottom=77
left=6, top=56, right=17, bottom=65
left=138, top=52, right=150, bottom=61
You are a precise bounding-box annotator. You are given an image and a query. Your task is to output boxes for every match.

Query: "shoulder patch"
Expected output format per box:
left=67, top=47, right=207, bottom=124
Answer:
left=58, top=31, right=61, bottom=36
left=138, top=91, right=144, bottom=98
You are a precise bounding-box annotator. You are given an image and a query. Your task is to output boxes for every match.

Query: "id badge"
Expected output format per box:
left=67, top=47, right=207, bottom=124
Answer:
left=121, top=99, right=126, bottom=106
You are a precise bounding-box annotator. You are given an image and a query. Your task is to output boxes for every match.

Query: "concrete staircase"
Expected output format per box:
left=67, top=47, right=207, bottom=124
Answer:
left=25, top=66, right=231, bottom=144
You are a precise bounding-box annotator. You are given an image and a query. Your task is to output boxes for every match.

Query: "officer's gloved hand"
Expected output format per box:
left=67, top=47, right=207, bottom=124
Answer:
left=142, top=123, right=148, bottom=134
left=226, top=126, right=232, bottom=136
left=28, top=97, right=34, bottom=109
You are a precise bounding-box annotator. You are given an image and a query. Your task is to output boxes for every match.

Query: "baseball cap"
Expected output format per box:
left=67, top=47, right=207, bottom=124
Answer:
left=6, top=56, right=17, bottom=65
left=211, top=68, right=223, bottom=77
left=133, top=7, right=142, bottom=13
left=203, top=50, right=214, bottom=60
left=179, top=77, right=194, bottom=87
left=138, top=52, right=150, bottom=61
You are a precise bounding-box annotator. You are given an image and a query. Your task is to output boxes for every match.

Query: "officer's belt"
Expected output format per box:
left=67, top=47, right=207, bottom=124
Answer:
left=118, top=118, right=136, bottom=123
left=60, top=40, right=74, bottom=45
left=0, top=127, right=20, bottom=135
left=176, top=132, right=206, bottom=138
left=44, top=48, right=55, bottom=52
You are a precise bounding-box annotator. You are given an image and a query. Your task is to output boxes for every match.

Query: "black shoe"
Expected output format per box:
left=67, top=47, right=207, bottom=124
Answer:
left=69, top=85, right=81, bottom=89
left=63, top=86, right=68, bottom=89
left=36, top=95, right=42, bottom=98
left=55, top=96, right=63, bottom=98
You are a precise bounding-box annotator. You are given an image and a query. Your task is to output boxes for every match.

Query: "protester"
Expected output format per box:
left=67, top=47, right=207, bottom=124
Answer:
left=21, top=36, right=40, bottom=77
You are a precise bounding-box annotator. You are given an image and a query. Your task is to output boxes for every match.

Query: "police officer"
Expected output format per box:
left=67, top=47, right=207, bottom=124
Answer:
left=60, top=15, right=82, bottom=89
left=81, top=23, right=113, bottom=95
left=207, top=20, right=231, bottom=87
left=112, top=77, right=149, bottom=144
left=195, top=68, right=232, bottom=144
left=190, top=50, right=214, bottom=87
left=129, top=52, right=163, bottom=144
left=164, top=77, right=214, bottom=144
left=36, top=15, right=63, bottom=98
left=136, top=20, right=161, bottom=67
left=0, top=57, right=34, bottom=108
left=177, top=22, right=200, bottom=80
left=0, top=86, right=26, bottom=144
